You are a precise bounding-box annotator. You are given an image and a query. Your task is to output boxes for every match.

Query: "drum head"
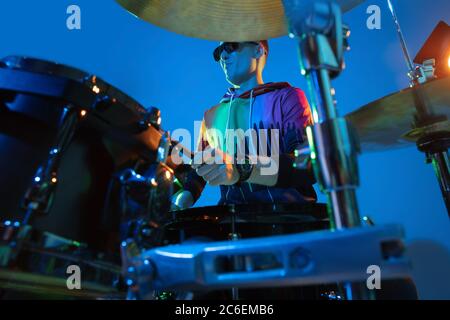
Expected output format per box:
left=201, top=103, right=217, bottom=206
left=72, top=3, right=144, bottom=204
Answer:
left=162, top=203, right=330, bottom=244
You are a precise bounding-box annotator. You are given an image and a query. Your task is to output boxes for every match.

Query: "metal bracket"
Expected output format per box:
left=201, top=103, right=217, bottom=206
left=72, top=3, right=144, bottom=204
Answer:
left=124, top=225, right=410, bottom=296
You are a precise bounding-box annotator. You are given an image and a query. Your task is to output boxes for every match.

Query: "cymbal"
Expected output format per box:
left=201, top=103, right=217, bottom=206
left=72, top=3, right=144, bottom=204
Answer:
left=346, top=76, right=450, bottom=152
left=116, top=0, right=365, bottom=41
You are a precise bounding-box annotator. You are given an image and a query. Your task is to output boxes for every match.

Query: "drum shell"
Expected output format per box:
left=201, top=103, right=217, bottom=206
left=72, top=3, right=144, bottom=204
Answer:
left=158, top=204, right=333, bottom=300
left=0, top=92, right=116, bottom=251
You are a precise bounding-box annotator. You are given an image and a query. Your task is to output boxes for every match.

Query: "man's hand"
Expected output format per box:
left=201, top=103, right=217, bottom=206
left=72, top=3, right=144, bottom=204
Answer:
left=191, top=147, right=240, bottom=186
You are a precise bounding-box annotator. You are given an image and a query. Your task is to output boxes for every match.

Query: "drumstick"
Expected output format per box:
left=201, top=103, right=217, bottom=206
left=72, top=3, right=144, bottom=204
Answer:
left=170, top=140, right=209, bottom=169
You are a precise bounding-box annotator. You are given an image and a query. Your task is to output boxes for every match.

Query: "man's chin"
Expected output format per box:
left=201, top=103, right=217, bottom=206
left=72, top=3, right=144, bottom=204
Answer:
left=226, top=75, right=247, bottom=87
left=226, top=77, right=239, bottom=87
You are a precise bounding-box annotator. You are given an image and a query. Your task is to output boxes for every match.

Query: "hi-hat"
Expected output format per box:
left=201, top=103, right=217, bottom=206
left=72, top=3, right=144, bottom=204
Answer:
left=116, top=0, right=365, bottom=41
left=346, top=76, right=450, bottom=152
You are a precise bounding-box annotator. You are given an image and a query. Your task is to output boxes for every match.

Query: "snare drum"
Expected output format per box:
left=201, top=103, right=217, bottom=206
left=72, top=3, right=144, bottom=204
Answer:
left=158, top=204, right=417, bottom=300
left=156, top=203, right=337, bottom=300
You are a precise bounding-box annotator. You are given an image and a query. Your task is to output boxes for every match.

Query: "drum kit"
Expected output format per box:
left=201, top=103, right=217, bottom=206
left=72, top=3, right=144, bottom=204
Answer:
left=0, top=0, right=448, bottom=300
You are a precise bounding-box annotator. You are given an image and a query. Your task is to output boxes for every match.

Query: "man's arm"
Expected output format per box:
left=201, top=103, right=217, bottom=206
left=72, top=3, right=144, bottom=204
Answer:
left=171, top=118, right=208, bottom=209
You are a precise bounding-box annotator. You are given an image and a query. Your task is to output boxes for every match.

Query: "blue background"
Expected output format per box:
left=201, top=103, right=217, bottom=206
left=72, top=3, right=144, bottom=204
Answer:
left=0, top=0, right=449, bottom=298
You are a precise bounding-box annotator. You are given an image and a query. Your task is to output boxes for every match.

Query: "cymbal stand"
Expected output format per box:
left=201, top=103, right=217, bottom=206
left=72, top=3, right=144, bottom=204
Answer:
left=387, top=0, right=450, bottom=217
left=282, top=0, right=373, bottom=299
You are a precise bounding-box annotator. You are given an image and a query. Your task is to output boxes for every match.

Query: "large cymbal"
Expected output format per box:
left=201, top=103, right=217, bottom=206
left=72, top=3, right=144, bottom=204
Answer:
left=346, top=76, right=450, bottom=152
left=116, top=0, right=365, bottom=41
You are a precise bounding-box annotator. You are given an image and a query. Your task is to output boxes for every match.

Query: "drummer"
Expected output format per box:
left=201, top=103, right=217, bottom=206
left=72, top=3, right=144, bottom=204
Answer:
left=172, top=41, right=317, bottom=209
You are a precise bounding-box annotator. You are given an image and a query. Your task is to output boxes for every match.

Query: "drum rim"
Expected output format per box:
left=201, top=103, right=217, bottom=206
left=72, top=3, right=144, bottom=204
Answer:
left=1, top=56, right=90, bottom=81
left=166, top=202, right=329, bottom=228
left=1, top=55, right=148, bottom=115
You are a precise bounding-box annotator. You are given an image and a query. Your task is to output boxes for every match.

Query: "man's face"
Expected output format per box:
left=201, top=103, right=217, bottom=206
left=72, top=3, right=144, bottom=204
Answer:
left=216, top=42, right=260, bottom=86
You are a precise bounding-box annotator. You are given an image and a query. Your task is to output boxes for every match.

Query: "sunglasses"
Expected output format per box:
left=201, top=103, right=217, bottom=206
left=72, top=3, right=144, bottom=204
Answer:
left=213, top=42, right=260, bottom=62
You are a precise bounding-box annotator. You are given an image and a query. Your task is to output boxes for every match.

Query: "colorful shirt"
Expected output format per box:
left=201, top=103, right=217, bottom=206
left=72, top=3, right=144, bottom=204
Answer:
left=185, top=82, right=317, bottom=205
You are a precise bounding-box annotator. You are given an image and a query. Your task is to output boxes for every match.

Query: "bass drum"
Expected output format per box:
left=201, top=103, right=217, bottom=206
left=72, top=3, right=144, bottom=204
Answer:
left=0, top=56, right=162, bottom=299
